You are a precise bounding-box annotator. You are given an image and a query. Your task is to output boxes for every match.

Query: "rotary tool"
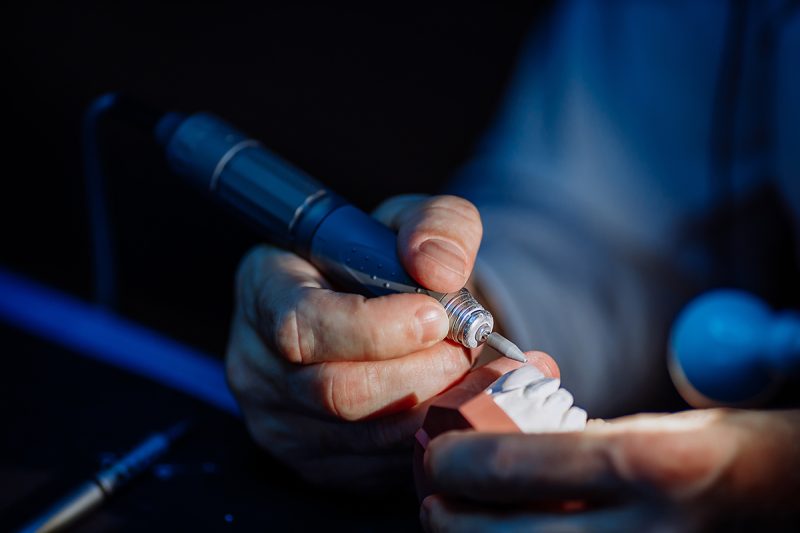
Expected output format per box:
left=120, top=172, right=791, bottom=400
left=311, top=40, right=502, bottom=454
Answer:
left=154, top=111, right=526, bottom=362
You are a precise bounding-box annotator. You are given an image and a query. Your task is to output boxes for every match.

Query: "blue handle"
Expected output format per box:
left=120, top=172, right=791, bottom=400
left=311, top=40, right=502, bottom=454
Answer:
left=161, top=113, right=435, bottom=299
left=310, top=205, right=435, bottom=298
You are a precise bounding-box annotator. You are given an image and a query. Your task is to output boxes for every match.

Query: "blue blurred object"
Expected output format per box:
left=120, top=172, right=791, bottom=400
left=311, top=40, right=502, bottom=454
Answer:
left=670, top=289, right=800, bottom=407
left=0, top=268, right=239, bottom=415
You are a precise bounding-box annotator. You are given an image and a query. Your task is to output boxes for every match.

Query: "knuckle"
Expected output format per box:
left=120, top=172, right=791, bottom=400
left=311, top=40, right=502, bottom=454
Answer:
left=611, top=432, right=675, bottom=490
left=352, top=298, right=386, bottom=355
left=324, top=364, right=378, bottom=421
left=273, top=308, right=307, bottom=364
left=319, top=364, right=342, bottom=418
left=359, top=328, right=383, bottom=360
left=616, top=431, right=724, bottom=498
left=485, top=438, right=516, bottom=484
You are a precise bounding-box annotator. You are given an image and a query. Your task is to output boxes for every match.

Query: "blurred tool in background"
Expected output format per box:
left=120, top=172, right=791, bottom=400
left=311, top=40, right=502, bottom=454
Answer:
left=17, top=421, right=189, bottom=533
left=671, top=290, right=800, bottom=407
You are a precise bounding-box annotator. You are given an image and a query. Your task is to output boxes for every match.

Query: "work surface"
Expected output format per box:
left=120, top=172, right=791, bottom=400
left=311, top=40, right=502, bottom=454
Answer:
left=0, top=323, right=421, bottom=532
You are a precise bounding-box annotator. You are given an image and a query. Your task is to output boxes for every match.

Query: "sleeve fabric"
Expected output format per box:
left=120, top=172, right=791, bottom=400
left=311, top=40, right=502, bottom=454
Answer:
left=448, top=0, right=799, bottom=416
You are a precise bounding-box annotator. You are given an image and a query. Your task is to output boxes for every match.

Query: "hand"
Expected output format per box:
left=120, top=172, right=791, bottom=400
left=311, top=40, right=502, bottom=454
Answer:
left=422, top=409, right=800, bottom=532
left=226, top=194, right=483, bottom=489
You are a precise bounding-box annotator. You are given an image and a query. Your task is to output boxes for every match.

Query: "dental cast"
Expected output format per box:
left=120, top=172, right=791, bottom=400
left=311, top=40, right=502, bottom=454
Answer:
left=486, top=365, right=587, bottom=433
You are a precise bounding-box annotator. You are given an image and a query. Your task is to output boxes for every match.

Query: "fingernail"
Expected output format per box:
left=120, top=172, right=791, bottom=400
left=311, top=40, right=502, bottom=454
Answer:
left=528, top=351, right=561, bottom=379
left=418, top=239, right=466, bottom=278
left=416, top=304, right=449, bottom=343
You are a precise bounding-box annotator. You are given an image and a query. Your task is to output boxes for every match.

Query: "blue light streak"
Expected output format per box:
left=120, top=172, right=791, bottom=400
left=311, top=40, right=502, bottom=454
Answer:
left=0, top=268, right=239, bottom=416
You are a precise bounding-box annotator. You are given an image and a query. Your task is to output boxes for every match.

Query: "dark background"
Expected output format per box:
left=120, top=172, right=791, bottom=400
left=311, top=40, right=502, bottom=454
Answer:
left=0, top=2, right=549, bottom=531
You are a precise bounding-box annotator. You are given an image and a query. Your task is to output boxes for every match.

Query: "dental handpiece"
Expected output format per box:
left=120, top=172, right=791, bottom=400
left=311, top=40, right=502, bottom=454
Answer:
left=156, top=112, right=526, bottom=362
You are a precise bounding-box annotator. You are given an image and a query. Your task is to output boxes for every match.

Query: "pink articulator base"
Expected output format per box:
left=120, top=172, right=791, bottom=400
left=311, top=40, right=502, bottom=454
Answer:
left=413, top=378, right=522, bottom=498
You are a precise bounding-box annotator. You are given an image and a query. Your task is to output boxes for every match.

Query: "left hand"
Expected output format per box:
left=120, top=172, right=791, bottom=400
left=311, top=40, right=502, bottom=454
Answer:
left=422, top=409, right=800, bottom=532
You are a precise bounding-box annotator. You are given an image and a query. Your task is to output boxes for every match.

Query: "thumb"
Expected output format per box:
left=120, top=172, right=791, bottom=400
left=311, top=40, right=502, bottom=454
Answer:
left=373, top=194, right=482, bottom=293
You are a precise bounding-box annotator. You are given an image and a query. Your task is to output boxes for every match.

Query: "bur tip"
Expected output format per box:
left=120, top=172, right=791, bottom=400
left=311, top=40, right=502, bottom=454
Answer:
left=511, top=351, right=528, bottom=363
left=486, top=332, right=528, bottom=363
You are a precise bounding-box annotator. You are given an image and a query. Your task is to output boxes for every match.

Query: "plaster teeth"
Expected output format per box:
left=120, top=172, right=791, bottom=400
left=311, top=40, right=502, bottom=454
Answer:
left=484, top=365, right=586, bottom=433
left=500, top=365, right=545, bottom=392
left=522, top=377, right=560, bottom=403
left=560, top=407, right=588, bottom=432
left=544, top=388, right=574, bottom=411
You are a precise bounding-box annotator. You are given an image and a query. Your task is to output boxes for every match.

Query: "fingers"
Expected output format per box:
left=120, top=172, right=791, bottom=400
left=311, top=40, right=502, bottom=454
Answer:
left=584, top=411, right=760, bottom=503
left=227, top=311, right=448, bottom=488
left=374, top=195, right=482, bottom=293
left=424, top=410, right=759, bottom=506
left=295, top=340, right=473, bottom=421
left=425, top=431, right=630, bottom=504
left=270, top=288, right=449, bottom=364
left=239, top=245, right=450, bottom=363
left=228, top=314, right=474, bottom=421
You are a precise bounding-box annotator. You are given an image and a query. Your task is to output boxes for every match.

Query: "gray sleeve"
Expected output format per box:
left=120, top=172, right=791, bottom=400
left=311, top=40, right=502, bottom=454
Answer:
left=464, top=197, right=685, bottom=417
left=447, top=2, right=732, bottom=416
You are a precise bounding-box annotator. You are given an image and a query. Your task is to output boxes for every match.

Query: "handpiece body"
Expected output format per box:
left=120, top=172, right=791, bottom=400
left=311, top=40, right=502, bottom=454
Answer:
left=157, top=112, right=509, bottom=352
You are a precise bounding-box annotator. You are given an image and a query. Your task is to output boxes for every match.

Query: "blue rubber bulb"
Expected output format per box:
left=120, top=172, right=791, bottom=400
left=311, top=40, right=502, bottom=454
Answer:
left=669, top=290, right=800, bottom=407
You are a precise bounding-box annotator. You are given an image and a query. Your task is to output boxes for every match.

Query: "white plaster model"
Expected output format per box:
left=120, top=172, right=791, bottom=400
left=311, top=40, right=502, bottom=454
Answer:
left=485, top=365, right=587, bottom=433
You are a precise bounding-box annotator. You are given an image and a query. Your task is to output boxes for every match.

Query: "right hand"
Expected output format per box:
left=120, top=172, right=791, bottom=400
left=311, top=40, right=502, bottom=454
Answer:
left=225, top=195, right=484, bottom=489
